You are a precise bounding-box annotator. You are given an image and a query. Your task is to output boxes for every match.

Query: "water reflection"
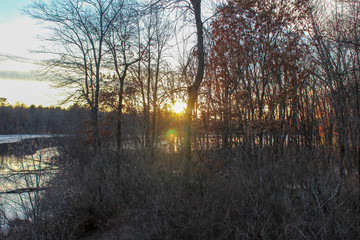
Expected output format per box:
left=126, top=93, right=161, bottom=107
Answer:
left=0, top=134, right=59, bottom=144
left=0, top=146, right=58, bottom=232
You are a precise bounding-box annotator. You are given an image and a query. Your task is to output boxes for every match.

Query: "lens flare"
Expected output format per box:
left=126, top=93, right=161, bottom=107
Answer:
left=166, top=129, right=177, bottom=138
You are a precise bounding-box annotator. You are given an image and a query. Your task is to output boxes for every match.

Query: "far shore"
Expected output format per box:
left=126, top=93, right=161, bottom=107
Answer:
left=0, top=134, right=68, bottom=144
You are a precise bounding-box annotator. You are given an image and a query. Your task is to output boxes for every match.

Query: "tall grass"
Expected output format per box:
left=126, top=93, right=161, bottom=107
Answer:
left=3, top=138, right=359, bottom=239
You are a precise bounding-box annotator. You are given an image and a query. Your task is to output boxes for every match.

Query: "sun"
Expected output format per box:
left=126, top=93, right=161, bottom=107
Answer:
left=172, top=101, right=187, bottom=114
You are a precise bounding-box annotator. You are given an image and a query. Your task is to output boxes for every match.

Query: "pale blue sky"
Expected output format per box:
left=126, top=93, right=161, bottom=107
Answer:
left=0, top=0, right=63, bottom=107
left=0, top=0, right=30, bottom=23
left=0, top=0, right=43, bottom=57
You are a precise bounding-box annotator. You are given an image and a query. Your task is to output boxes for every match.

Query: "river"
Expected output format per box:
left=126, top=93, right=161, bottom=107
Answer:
left=0, top=135, right=61, bottom=233
left=0, top=134, right=58, bottom=144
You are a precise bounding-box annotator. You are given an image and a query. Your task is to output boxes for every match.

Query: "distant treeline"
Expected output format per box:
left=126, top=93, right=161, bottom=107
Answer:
left=0, top=103, right=88, bottom=134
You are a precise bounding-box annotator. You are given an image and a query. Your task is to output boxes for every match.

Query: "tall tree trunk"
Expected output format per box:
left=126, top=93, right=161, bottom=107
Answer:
left=92, top=107, right=102, bottom=162
left=116, top=76, right=125, bottom=153
left=114, top=63, right=132, bottom=153
left=183, top=0, right=205, bottom=174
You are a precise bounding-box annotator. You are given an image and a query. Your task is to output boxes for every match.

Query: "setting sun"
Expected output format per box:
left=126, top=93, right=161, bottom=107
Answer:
left=171, top=101, right=187, bottom=114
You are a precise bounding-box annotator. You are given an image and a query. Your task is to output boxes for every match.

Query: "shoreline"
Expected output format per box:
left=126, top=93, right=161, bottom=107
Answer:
left=0, top=134, right=69, bottom=156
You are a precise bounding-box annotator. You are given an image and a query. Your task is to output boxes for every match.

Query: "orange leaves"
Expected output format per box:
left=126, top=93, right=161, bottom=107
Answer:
left=208, top=0, right=310, bottom=88
left=204, top=0, right=312, bottom=144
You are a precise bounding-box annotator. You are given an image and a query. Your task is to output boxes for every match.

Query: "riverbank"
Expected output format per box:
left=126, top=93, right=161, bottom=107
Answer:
left=0, top=134, right=69, bottom=156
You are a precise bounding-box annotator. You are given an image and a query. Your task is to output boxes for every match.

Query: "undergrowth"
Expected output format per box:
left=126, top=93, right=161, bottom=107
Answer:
left=3, top=141, right=360, bottom=240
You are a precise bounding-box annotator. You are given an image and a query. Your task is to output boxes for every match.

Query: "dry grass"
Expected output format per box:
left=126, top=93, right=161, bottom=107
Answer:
left=3, top=142, right=360, bottom=239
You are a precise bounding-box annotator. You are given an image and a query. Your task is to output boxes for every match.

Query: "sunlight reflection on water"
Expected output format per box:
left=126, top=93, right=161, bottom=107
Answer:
left=0, top=147, right=59, bottom=232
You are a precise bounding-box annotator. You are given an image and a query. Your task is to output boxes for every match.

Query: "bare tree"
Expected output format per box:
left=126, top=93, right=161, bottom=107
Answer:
left=131, top=4, right=173, bottom=155
left=309, top=0, right=360, bottom=180
left=182, top=0, right=205, bottom=169
left=26, top=0, right=126, bottom=166
left=104, top=0, right=140, bottom=153
left=160, top=0, right=206, bottom=167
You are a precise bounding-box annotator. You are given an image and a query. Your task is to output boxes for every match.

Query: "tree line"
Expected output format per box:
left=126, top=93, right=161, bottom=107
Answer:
left=0, top=101, right=87, bottom=134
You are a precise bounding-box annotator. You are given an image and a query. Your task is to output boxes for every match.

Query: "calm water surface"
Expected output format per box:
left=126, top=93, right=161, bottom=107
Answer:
left=0, top=136, right=59, bottom=232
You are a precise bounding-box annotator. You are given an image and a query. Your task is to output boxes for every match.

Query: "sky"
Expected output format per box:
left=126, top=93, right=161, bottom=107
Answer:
left=0, top=0, right=64, bottom=107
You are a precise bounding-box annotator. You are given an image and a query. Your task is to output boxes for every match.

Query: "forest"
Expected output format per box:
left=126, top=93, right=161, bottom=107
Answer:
left=1, top=0, right=360, bottom=239
left=0, top=101, right=88, bottom=134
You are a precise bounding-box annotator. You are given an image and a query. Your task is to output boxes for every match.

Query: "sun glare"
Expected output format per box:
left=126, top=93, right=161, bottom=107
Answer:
left=172, top=101, right=187, bottom=114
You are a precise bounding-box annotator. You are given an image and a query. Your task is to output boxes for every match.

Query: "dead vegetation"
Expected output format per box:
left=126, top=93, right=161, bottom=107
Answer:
left=3, top=138, right=359, bottom=240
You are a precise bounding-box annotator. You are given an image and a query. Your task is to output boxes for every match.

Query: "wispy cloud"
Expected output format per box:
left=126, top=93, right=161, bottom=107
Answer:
left=0, top=53, right=39, bottom=81
left=0, top=70, right=37, bottom=80
left=0, top=53, right=31, bottom=63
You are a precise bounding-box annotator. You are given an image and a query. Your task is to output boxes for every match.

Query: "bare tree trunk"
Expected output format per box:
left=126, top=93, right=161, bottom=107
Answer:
left=183, top=0, right=205, bottom=175
left=116, top=72, right=127, bottom=153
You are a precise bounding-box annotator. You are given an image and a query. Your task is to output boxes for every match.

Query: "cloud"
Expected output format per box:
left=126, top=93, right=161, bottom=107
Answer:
left=0, top=53, right=40, bottom=81
left=0, top=53, right=31, bottom=63
left=0, top=70, right=37, bottom=80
